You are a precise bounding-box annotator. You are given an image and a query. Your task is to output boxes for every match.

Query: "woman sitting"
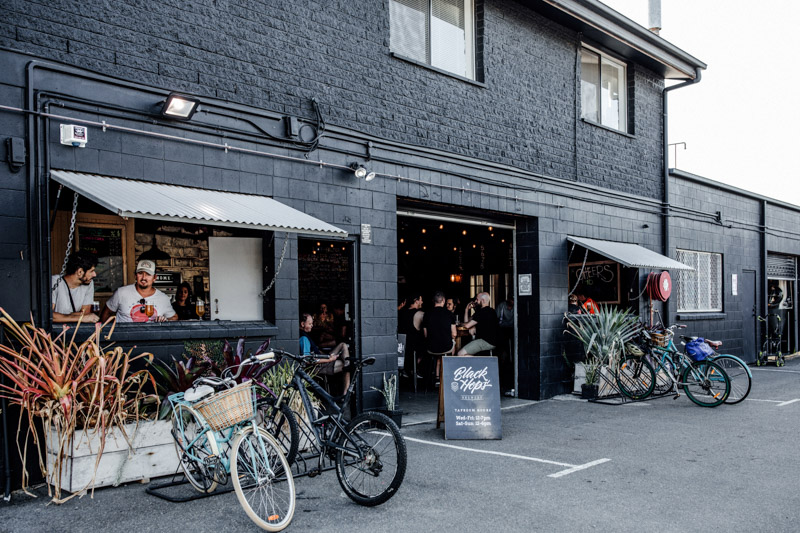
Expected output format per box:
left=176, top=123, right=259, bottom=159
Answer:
left=172, top=282, right=195, bottom=320
left=300, top=313, right=351, bottom=392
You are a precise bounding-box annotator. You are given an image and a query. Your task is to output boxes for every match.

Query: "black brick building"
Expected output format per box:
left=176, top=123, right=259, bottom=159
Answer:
left=2, top=0, right=799, bottom=492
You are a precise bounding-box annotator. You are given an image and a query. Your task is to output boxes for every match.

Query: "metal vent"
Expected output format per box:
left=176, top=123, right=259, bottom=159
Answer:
left=767, top=253, right=796, bottom=280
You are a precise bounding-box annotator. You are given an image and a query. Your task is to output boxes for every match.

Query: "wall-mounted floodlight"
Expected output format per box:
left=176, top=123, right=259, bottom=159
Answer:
left=350, top=162, right=376, bottom=181
left=160, top=93, right=200, bottom=120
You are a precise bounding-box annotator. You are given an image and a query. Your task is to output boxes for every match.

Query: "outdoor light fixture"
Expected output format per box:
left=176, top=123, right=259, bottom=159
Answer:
left=160, top=93, right=200, bottom=120
left=349, top=162, right=376, bottom=181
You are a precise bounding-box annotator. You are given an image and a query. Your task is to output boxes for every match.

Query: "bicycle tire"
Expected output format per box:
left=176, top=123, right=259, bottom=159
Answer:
left=617, top=356, right=656, bottom=400
left=231, top=426, right=296, bottom=532
left=334, top=411, right=407, bottom=506
left=171, top=404, right=219, bottom=493
left=710, top=354, right=752, bottom=404
left=681, top=360, right=730, bottom=407
left=257, top=398, right=300, bottom=466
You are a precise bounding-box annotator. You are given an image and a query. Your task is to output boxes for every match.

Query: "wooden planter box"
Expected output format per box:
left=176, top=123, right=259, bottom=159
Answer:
left=46, top=420, right=178, bottom=494
left=573, top=363, right=618, bottom=398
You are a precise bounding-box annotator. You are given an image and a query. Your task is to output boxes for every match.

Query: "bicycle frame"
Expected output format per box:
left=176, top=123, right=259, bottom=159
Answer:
left=647, top=336, right=719, bottom=391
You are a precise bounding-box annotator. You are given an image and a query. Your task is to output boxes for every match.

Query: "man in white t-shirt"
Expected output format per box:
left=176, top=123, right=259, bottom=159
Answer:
left=51, top=251, right=99, bottom=323
left=100, top=260, right=178, bottom=323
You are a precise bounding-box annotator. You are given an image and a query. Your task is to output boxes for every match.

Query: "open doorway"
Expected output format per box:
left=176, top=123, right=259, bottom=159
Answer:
left=397, top=211, right=515, bottom=411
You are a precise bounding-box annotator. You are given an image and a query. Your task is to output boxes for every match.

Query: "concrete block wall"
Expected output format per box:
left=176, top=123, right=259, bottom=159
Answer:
left=2, top=0, right=666, bottom=199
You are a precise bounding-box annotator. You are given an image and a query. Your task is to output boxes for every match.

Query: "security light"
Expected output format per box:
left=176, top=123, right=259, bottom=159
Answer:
left=160, top=93, right=200, bottom=120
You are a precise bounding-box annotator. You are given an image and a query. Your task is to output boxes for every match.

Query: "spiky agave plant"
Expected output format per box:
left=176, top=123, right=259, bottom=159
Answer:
left=0, top=309, right=158, bottom=502
left=563, top=304, right=641, bottom=384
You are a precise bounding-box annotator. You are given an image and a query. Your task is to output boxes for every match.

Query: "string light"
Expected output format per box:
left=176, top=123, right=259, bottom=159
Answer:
left=462, top=230, right=467, bottom=235
left=422, top=228, right=426, bottom=234
left=439, top=224, right=444, bottom=229
left=400, top=238, right=404, bottom=243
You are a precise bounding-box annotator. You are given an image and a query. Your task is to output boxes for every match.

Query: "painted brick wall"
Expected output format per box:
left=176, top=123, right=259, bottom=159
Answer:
left=2, top=0, right=665, bottom=198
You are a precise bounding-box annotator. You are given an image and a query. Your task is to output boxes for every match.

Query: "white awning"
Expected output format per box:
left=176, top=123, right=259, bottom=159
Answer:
left=50, top=170, right=347, bottom=237
left=568, top=236, right=693, bottom=271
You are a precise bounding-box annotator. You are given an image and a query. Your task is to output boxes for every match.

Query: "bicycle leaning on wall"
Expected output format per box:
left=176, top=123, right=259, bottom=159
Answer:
left=169, top=352, right=296, bottom=531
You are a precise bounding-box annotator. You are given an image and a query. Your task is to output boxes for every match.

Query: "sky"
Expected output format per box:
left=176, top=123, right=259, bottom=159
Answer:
left=599, top=0, right=800, bottom=205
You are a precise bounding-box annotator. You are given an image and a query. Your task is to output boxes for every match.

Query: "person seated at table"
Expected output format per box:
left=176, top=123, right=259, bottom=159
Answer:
left=568, top=294, right=582, bottom=314
left=171, top=282, right=196, bottom=320
left=314, top=302, right=337, bottom=349
left=51, top=251, right=99, bottom=323
left=300, top=313, right=351, bottom=392
left=457, top=292, right=498, bottom=356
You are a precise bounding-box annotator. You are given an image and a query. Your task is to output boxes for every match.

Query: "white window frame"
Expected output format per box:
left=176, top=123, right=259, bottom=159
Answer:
left=580, top=44, right=628, bottom=132
left=390, top=0, right=476, bottom=80
left=675, top=250, right=723, bottom=313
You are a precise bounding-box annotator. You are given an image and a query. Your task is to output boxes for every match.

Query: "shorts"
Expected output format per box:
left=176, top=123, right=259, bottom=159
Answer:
left=460, top=339, right=496, bottom=355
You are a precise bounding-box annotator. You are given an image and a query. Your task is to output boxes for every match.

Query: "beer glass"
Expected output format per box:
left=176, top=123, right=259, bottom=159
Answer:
left=145, top=303, right=155, bottom=319
left=195, top=299, right=205, bottom=320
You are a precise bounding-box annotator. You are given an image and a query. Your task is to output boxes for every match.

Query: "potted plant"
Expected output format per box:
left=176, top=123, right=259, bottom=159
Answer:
left=0, top=309, right=162, bottom=502
left=371, top=372, right=401, bottom=427
left=564, top=305, right=640, bottom=399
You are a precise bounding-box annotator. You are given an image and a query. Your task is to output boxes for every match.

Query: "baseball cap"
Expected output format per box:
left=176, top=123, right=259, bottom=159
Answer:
left=136, top=259, right=156, bottom=276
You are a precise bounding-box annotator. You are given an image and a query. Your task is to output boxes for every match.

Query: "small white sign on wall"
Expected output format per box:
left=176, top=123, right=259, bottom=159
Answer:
left=732, top=274, right=738, bottom=296
left=518, top=274, right=532, bottom=296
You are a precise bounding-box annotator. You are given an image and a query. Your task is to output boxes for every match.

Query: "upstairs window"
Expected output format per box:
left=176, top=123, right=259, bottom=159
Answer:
left=390, top=0, right=476, bottom=80
left=675, top=250, right=723, bottom=313
left=581, top=46, right=628, bottom=132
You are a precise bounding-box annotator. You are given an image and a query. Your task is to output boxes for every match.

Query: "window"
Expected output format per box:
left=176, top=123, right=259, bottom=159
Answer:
left=581, top=46, right=627, bottom=132
left=675, top=250, right=723, bottom=312
left=390, top=0, right=475, bottom=80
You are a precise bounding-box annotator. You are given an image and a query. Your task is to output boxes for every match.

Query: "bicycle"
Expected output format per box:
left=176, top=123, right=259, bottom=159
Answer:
left=268, top=349, right=407, bottom=506
left=697, top=339, right=752, bottom=404
left=618, top=324, right=731, bottom=407
left=169, top=352, right=296, bottom=531
left=757, top=314, right=785, bottom=366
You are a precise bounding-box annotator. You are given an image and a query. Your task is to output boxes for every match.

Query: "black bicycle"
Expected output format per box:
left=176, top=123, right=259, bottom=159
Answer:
left=267, top=349, right=407, bottom=506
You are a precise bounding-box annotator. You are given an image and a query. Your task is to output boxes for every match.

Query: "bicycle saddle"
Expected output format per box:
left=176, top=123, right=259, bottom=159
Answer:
left=184, top=384, right=215, bottom=402
left=704, top=339, right=722, bottom=349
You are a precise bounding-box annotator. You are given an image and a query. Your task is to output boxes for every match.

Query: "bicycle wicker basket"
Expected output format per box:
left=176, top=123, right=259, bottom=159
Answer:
left=194, top=382, right=254, bottom=431
left=650, top=331, right=670, bottom=348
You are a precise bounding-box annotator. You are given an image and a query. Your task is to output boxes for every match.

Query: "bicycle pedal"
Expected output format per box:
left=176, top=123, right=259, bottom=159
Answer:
left=307, top=468, right=321, bottom=478
left=673, top=394, right=680, bottom=400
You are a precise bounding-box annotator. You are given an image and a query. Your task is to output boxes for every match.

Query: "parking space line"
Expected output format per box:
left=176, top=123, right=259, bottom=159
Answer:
left=776, top=399, right=800, bottom=407
left=751, top=368, right=800, bottom=373
left=402, top=435, right=573, bottom=467
left=745, top=398, right=782, bottom=403
left=548, top=458, right=612, bottom=478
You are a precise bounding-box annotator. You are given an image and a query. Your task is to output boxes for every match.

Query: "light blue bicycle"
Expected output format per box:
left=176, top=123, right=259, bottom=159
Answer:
left=169, top=351, right=295, bottom=531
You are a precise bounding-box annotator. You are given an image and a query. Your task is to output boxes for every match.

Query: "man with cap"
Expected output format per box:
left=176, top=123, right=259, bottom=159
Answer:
left=100, top=260, right=178, bottom=323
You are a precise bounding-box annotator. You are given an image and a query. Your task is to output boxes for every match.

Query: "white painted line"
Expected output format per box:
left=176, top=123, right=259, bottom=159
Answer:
left=776, top=399, right=800, bottom=407
left=745, top=398, right=783, bottom=403
left=751, top=368, right=800, bottom=374
left=548, top=458, right=612, bottom=478
left=402, top=401, right=537, bottom=427
left=402, top=435, right=573, bottom=467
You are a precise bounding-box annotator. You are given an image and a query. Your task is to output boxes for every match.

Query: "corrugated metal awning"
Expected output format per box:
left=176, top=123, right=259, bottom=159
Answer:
left=568, top=236, right=693, bottom=271
left=50, top=170, right=347, bottom=237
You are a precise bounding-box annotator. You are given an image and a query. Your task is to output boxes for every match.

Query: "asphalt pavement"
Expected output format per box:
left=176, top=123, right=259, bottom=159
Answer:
left=2, top=358, right=799, bottom=533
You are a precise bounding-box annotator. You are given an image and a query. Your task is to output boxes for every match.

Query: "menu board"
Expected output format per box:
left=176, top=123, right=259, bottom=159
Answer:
left=77, top=225, right=125, bottom=293
left=568, top=260, right=620, bottom=304
left=442, top=356, right=502, bottom=440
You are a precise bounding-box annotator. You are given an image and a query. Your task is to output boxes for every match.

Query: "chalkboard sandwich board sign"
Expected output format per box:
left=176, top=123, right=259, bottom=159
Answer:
left=442, top=356, right=502, bottom=440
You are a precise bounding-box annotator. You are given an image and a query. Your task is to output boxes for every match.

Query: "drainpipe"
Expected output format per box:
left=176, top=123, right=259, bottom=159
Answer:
left=662, top=67, right=702, bottom=321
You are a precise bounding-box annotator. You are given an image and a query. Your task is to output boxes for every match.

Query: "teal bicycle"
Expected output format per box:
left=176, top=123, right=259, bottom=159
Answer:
left=619, top=324, right=731, bottom=407
left=169, top=352, right=296, bottom=531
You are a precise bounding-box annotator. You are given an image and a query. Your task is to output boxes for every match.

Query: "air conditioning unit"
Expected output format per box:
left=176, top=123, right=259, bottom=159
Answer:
left=60, top=124, right=88, bottom=148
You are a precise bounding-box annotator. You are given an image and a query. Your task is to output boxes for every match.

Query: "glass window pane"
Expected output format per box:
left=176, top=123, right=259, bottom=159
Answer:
left=580, top=50, right=599, bottom=123
left=431, top=0, right=467, bottom=77
left=391, top=0, right=429, bottom=64
left=600, top=58, right=624, bottom=130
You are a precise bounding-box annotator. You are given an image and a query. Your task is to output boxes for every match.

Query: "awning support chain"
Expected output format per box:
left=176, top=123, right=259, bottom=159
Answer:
left=568, top=248, right=588, bottom=297
left=260, top=232, right=289, bottom=299
left=52, top=191, right=80, bottom=294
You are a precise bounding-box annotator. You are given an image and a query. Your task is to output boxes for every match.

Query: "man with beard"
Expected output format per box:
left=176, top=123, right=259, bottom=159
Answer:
left=51, top=251, right=99, bottom=323
left=101, top=260, right=177, bottom=323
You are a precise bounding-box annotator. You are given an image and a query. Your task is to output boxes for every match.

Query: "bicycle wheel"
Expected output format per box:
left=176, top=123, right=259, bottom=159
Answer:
left=681, top=360, right=730, bottom=407
left=231, top=426, right=296, bottom=532
left=335, top=411, right=407, bottom=506
left=617, top=356, right=656, bottom=400
left=710, top=355, right=752, bottom=404
left=171, top=404, right=219, bottom=492
left=257, top=398, right=300, bottom=466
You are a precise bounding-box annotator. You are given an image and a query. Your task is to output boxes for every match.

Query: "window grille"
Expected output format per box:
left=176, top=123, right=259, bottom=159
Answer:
left=675, top=250, right=722, bottom=312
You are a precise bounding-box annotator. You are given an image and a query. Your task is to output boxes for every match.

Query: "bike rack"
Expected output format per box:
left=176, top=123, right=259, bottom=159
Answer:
left=586, top=364, right=676, bottom=406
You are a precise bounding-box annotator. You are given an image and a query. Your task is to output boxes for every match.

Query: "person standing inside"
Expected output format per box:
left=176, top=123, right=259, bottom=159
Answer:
left=423, top=291, right=457, bottom=386
left=457, top=292, right=498, bottom=356
left=100, top=260, right=178, bottom=323
left=496, top=295, right=515, bottom=395
left=398, top=294, right=423, bottom=378
left=51, top=251, right=99, bottom=323
left=171, top=281, right=195, bottom=320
